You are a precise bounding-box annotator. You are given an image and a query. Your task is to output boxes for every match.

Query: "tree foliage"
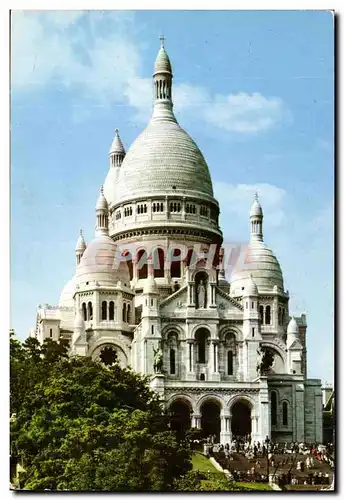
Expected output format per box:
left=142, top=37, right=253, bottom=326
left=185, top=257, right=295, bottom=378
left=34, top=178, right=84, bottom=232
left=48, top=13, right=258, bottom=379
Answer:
left=10, top=333, right=191, bottom=491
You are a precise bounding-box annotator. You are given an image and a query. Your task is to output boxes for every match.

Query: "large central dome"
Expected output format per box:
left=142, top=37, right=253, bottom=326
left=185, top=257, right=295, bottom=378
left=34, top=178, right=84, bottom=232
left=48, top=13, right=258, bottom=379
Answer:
left=116, top=119, right=214, bottom=202
left=114, top=42, right=215, bottom=206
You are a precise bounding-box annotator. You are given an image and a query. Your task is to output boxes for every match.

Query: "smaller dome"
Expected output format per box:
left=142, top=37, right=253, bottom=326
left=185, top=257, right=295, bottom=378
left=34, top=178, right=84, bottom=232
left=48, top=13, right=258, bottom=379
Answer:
left=76, top=235, right=130, bottom=288
left=109, top=129, right=125, bottom=155
left=143, top=275, right=158, bottom=294
left=245, top=274, right=258, bottom=296
left=250, top=193, right=263, bottom=217
left=287, top=317, right=299, bottom=335
left=75, top=229, right=86, bottom=252
left=59, top=276, right=76, bottom=308
left=74, top=308, right=85, bottom=330
left=154, top=45, right=172, bottom=75
left=96, top=186, right=108, bottom=211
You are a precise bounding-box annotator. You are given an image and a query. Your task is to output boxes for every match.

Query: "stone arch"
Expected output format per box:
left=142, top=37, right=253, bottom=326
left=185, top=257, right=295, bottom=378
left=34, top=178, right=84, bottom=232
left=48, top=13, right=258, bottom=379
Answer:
left=190, top=323, right=211, bottom=339
left=162, top=324, right=184, bottom=341
left=228, top=394, right=255, bottom=414
left=219, top=325, right=243, bottom=342
left=229, top=396, right=254, bottom=439
left=167, top=393, right=195, bottom=412
left=190, top=265, right=217, bottom=283
left=89, top=339, right=129, bottom=368
left=195, top=393, right=224, bottom=414
left=260, top=342, right=286, bottom=373
left=198, top=395, right=223, bottom=442
left=167, top=395, right=194, bottom=439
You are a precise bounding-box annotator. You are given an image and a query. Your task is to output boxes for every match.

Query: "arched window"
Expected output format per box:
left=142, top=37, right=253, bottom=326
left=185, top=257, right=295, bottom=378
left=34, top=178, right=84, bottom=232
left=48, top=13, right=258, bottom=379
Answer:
left=127, top=304, right=131, bottom=324
left=265, top=305, right=271, bottom=325
left=282, top=402, right=288, bottom=426
left=122, top=303, right=126, bottom=322
left=185, top=248, right=195, bottom=268
left=227, top=350, right=233, bottom=375
left=101, top=301, right=107, bottom=320
left=278, top=307, right=282, bottom=326
left=271, top=391, right=277, bottom=426
left=170, top=248, right=181, bottom=278
left=153, top=248, right=165, bottom=278
left=259, top=305, right=264, bottom=324
left=195, top=329, right=208, bottom=364
left=122, top=249, right=133, bottom=281
left=282, top=308, right=285, bottom=326
left=109, top=301, right=114, bottom=320
left=87, top=302, right=93, bottom=321
left=170, top=349, right=176, bottom=375
left=82, top=302, right=87, bottom=321
left=151, top=325, right=154, bottom=335
left=137, top=249, right=148, bottom=279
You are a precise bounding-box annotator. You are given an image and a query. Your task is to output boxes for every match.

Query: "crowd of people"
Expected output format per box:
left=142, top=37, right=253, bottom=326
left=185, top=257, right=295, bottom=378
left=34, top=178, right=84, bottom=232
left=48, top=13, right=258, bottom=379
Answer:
left=203, top=435, right=334, bottom=488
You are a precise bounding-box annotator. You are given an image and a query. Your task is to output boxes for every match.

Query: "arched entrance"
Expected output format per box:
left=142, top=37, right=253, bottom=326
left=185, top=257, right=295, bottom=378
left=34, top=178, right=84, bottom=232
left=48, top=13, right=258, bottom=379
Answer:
left=169, top=400, right=191, bottom=440
left=201, top=400, right=221, bottom=442
left=231, top=400, right=252, bottom=440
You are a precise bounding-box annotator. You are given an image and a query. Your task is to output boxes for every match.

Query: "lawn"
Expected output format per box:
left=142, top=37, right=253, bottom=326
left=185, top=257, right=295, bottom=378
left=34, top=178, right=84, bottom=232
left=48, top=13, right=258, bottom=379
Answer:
left=235, top=481, right=272, bottom=491
left=191, top=452, right=219, bottom=474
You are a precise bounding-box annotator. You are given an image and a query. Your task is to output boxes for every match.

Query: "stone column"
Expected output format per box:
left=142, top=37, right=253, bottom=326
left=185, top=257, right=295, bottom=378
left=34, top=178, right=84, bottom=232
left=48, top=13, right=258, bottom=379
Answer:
left=190, top=282, right=195, bottom=306
left=220, top=413, right=232, bottom=444
left=192, top=413, right=201, bottom=429
left=186, top=340, right=196, bottom=380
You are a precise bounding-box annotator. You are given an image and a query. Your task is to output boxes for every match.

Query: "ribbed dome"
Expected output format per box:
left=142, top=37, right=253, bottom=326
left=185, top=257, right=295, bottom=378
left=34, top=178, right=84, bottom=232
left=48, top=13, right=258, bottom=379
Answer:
left=76, top=235, right=130, bottom=287
left=154, top=46, right=172, bottom=75
left=59, top=276, right=76, bottom=308
left=230, top=240, right=284, bottom=294
left=116, top=120, right=214, bottom=202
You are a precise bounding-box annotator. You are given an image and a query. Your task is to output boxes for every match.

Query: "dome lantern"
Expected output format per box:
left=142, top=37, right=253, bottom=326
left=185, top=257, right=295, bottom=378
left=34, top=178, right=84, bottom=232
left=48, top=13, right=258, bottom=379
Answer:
left=152, top=36, right=176, bottom=123
left=250, top=192, right=263, bottom=242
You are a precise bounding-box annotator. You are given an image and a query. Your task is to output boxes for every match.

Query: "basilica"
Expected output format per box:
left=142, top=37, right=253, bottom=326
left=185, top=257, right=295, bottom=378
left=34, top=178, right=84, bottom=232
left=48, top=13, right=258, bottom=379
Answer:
left=32, top=40, right=323, bottom=444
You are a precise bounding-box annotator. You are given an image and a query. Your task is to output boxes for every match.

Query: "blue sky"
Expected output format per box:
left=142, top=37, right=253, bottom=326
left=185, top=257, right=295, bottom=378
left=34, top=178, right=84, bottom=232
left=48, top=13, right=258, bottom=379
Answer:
left=11, top=10, right=334, bottom=383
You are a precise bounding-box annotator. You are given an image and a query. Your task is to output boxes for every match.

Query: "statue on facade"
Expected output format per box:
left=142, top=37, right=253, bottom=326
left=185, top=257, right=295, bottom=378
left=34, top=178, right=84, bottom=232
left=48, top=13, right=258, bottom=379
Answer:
left=197, top=280, right=207, bottom=309
left=256, top=348, right=263, bottom=375
left=153, top=344, right=163, bottom=374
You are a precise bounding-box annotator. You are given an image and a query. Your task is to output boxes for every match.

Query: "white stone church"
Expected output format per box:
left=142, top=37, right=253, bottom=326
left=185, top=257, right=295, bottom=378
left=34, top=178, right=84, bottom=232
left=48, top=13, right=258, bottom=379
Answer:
left=32, top=40, right=323, bottom=444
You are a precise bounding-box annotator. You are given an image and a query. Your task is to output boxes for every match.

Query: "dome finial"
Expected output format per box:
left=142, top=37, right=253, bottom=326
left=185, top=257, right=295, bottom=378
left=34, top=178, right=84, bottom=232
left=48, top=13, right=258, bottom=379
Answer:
left=254, top=191, right=259, bottom=202
left=159, top=34, right=165, bottom=48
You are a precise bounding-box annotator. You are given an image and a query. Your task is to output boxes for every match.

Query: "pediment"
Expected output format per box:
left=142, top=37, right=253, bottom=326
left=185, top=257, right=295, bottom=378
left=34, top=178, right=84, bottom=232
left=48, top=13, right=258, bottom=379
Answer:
left=215, top=286, right=244, bottom=312
left=160, top=285, right=188, bottom=313
left=288, top=339, right=303, bottom=350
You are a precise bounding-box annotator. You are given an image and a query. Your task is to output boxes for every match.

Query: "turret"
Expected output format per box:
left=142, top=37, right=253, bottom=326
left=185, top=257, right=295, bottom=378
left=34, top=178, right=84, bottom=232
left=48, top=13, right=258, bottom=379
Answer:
left=75, top=229, right=86, bottom=266
left=286, top=317, right=303, bottom=374
left=109, top=128, right=125, bottom=168
left=71, top=308, right=88, bottom=356
left=242, top=275, right=261, bottom=380
left=95, top=186, right=109, bottom=236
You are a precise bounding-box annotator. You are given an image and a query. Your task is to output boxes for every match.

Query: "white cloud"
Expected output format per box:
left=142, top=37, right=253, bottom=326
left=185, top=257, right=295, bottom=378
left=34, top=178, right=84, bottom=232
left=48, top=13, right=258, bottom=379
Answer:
left=214, top=182, right=286, bottom=228
left=11, top=11, right=288, bottom=134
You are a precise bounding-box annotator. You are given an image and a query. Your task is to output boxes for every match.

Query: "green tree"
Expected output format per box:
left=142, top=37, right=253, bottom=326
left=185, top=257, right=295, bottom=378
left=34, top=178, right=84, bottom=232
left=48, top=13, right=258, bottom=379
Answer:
left=10, top=335, right=192, bottom=491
